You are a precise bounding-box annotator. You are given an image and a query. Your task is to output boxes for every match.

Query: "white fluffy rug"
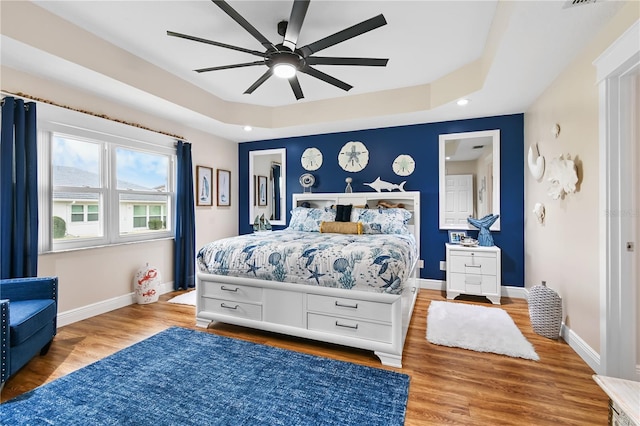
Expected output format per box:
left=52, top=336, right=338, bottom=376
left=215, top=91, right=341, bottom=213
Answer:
left=426, top=301, right=539, bottom=361
left=167, top=290, right=196, bottom=306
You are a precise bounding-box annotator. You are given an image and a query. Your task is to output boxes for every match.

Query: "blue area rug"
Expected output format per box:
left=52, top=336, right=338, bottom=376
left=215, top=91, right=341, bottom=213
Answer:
left=2, top=327, right=409, bottom=425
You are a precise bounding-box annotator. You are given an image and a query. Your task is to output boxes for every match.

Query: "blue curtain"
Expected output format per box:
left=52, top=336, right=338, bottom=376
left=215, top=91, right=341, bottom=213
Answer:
left=174, top=141, right=195, bottom=290
left=272, top=163, right=281, bottom=220
left=1, top=97, right=38, bottom=279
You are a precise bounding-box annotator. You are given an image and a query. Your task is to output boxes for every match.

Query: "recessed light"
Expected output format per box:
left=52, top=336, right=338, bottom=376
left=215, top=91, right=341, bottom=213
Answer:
left=243, top=125, right=252, bottom=132
left=457, top=98, right=470, bottom=106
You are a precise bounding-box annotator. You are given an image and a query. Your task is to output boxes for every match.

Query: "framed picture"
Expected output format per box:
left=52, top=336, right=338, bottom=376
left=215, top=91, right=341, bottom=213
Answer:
left=257, top=175, right=268, bottom=206
left=217, top=169, right=231, bottom=206
left=196, top=166, right=213, bottom=206
left=448, top=230, right=467, bottom=244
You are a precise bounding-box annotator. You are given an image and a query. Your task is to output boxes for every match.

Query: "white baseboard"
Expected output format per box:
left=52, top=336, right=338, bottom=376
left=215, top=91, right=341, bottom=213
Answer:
left=560, top=323, right=601, bottom=374
left=418, top=278, right=445, bottom=291
left=418, top=279, right=527, bottom=299
left=57, top=281, right=174, bottom=327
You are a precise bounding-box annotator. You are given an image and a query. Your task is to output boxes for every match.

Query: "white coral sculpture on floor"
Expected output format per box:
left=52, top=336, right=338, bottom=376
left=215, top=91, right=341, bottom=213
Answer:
left=547, top=155, right=578, bottom=200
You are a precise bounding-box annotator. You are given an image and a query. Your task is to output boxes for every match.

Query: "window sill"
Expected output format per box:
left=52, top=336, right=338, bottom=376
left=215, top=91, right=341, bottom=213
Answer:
left=40, top=236, right=175, bottom=255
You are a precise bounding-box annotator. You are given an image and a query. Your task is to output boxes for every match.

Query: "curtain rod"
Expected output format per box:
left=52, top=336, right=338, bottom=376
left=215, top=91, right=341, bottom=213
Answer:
left=1, top=90, right=186, bottom=141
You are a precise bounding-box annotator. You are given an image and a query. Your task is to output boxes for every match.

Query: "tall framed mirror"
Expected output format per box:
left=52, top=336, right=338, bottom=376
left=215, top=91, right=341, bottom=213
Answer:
left=439, top=129, right=500, bottom=231
left=249, top=148, right=286, bottom=226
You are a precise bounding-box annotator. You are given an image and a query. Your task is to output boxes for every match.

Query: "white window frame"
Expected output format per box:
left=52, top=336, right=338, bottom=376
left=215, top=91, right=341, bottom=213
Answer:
left=37, top=107, right=176, bottom=253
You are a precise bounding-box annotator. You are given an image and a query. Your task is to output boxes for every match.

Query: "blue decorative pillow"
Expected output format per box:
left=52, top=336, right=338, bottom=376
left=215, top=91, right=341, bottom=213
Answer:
left=351, top=207, right=412, bottom=234
left=288, top=207, right=336, bottom=232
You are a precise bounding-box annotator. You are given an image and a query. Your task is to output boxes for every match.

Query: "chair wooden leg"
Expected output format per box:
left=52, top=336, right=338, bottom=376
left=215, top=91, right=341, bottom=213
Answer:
left=40, top=340, right=53, bottom=356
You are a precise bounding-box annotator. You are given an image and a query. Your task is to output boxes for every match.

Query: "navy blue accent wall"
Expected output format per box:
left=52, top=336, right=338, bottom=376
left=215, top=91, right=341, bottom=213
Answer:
left=239, top=114, right=524, bottom=287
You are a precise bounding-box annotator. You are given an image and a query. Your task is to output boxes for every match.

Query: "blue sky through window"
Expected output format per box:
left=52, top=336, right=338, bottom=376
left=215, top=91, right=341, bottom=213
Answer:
left=51, top=136, right=168, bottom=190
left=116, top=147, right=168, bottom=190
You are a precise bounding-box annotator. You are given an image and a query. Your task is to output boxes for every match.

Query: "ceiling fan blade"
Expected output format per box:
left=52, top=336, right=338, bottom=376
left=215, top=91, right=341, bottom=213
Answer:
left=195, top=61, right=265, bottom=73
left=300, top=66, right=352, bottom=92
left=282, top=0, right=310, bottom=51
left=298, top=14, right=387, bottom=57
left=212, top=0, right=276, bottom=52
left=244, top=69, right=273, bottom=94
left=289, top=75, right=304, bottom=100
left=167, top=31, right=264, bottom=57
left=306, top=57, right=388, bottom=67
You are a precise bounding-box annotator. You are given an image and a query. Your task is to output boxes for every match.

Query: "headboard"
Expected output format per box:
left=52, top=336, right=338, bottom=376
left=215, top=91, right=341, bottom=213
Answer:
left=292, top=191, right=421, bottom=262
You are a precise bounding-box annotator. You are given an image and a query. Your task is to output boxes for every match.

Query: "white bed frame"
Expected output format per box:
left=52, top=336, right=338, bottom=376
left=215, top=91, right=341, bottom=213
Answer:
left=196, top=191, right=421, bottom=367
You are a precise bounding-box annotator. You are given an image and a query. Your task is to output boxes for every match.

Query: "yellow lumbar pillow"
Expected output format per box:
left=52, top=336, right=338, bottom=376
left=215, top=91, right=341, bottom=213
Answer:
left=320, top=221, right=363, bottom=235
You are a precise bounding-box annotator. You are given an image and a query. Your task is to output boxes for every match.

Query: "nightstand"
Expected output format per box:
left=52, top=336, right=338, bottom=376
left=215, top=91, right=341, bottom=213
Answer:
left=445, top=243, right=501, bottom=304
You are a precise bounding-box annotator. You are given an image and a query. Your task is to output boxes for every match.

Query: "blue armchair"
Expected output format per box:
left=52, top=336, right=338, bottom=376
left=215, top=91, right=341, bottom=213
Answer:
left=1, top=276, right=58, bottom=386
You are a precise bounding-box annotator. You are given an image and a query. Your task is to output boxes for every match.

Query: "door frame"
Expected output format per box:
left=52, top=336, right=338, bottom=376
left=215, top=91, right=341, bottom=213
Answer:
left=594, top=20, right=639, bottom=380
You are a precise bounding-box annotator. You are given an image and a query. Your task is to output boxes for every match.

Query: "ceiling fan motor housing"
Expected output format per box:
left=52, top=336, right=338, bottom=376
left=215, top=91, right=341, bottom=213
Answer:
left=266, top=50, right=305, bottom=71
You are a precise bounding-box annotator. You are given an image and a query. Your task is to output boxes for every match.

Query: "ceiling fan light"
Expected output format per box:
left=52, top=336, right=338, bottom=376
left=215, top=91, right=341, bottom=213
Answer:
left=273, top=63, right=297, bottom=79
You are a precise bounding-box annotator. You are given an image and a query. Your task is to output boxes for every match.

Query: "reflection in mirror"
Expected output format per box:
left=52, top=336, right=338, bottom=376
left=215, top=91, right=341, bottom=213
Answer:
left=439, top=130, right=500, bottom=231
left=249, top=148, right=286, bottom=226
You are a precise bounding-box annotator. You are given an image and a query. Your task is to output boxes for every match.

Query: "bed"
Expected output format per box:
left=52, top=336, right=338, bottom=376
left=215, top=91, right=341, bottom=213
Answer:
left=196, top=192, right=421, bottom=367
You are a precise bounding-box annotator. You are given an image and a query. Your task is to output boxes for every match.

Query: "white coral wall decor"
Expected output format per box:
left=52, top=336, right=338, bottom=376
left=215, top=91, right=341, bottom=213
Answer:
left=533, top=202, right=545, bottom=224
left=547, top=155, right=578, bottom=200
left=528, top=143, right=545, bottom=180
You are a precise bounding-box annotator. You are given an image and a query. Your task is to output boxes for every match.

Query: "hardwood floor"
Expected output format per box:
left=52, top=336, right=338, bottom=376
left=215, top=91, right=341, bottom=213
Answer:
left=1, top=289, right=609, bottom=425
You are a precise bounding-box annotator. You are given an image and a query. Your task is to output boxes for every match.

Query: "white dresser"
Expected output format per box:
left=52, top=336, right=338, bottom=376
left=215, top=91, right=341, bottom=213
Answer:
left=445, top=243, right=501, bottom=304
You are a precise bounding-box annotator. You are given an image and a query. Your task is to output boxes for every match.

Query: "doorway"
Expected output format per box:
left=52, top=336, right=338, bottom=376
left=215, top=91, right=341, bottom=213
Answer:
left=594, top=21, right=639, bottom=380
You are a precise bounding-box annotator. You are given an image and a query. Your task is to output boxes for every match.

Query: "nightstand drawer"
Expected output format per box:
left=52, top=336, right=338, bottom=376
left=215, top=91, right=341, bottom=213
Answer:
left=307, top=294, right=391, bottom=323
left=449, top=272, right=499, bottom=295
left=201, top=297, right=262, bottom=321
left=449, top=253, right=497, bottom=275
left=201, top=282, right=262, bottom=303
left=307, top=313, right=392, bottom=343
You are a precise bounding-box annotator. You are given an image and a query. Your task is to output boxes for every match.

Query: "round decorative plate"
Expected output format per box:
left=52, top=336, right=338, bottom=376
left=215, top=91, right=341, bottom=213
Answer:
left=338, top=141, right=369, bottom=172
left=301, top=147, right=323, bottom=171
left=299, top=173, right=315, bottom=188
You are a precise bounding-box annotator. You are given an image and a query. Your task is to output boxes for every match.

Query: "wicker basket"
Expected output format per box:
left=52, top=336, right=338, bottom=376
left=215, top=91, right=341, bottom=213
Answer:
left=528, top=281, right=562, bottom=339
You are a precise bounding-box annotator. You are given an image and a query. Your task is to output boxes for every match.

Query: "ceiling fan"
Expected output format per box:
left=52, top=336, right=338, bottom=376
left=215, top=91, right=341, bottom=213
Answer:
left=167, top=0, right=388, bottom=100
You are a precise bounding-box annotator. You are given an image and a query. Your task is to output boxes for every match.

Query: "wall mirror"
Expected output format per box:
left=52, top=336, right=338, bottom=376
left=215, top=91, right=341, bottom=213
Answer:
left=249, top=148, right=286, bottom=226
left=439, top=129, right=500, bottom=231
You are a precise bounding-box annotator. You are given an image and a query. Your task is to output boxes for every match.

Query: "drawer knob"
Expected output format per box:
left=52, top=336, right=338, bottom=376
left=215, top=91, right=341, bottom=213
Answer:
left=464, top=264, right=481, bottom=268
left=221, top=286, right=239, bottom=292
left=335, top=321, right=359, bottom=330
left=335, top=301, right=358, bottom=309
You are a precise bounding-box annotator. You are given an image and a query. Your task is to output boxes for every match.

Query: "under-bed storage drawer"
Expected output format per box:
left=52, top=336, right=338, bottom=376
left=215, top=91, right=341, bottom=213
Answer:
left=200, top=297, right=262, bottom=321
left=307, top=294, right=391, bottom=322
left=307, top=313, right=392, bottom=343
left=201, top=282, right=262, bottom=303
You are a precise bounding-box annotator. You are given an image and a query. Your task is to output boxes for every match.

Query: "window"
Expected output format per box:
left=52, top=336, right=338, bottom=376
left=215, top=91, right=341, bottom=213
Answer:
left=132, top=205, right=166, bottom=229
left=39, top=119, right=175, bottom=252
left=70, top=205, right=99, bottom=222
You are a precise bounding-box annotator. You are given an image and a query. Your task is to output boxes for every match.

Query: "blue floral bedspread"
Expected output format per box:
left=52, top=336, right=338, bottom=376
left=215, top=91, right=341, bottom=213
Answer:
left=197, top=230, right=418, bottom=294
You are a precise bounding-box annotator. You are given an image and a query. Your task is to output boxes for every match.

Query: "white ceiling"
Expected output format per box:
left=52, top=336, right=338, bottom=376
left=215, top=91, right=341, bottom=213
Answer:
left=0, top=1, right=626, bottom=142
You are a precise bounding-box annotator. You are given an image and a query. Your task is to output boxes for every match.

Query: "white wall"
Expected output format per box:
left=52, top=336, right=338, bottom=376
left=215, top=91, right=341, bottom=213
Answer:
left=524, top=4, right=638, bottom=356
left=2, top=67, right=238, bottom=314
